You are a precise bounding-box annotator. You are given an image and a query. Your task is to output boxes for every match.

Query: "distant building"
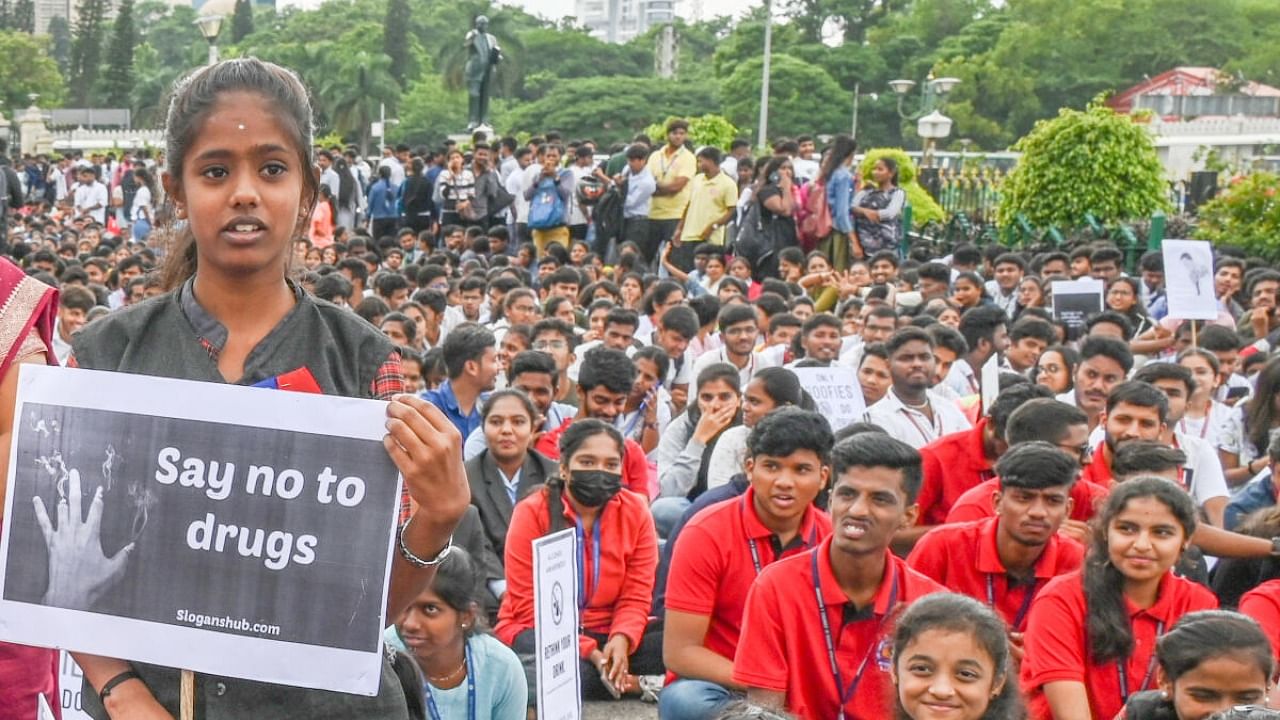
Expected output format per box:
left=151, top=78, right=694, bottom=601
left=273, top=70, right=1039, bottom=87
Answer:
left=576, top=0, right=674, bottom=43
left=34, top=0, right=73, bottom=35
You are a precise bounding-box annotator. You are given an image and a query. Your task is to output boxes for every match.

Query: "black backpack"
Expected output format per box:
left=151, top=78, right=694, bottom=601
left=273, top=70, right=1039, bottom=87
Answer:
left=593, top=180, right=626, bottom=247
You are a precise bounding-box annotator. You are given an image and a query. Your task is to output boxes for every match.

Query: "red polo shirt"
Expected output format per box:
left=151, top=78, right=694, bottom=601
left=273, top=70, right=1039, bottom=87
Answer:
left=906, top=517, right=1084, bottom=632
left=666, top=488, right=832, bottom=670
left=1020, top=570, right=1217, bottom=720
left=945, top=477, right=1110, bottom=525
left=495, top=486, right=658, bottom=659
left=1079, top=443, right=1114, bottom=488
left=536, top=418, right=653, bottom=498
left=1240, top=579, right=1280, bottom=660
left=732, top=537, right=943, bottom=719
left=917, top=418, right=996, bottom=526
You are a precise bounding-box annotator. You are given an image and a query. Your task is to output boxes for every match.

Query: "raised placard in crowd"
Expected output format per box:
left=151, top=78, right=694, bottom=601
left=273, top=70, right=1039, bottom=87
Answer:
left=791, top=366, right=867, bottom=429
left=1051, top=277, right=1104, bottom=340
left=1162, top=238, right=1218, bottom=320
left=532, top=527, right=581, bottom=720
left=0, top=365, right=402, bottom=695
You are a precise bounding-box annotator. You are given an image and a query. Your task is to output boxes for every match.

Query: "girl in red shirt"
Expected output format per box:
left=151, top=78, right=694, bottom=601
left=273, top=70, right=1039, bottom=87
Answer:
left=1117, top=610, right=1272, bottom=720
left=1020, top=477, right=1217, bottom=720
left=495, top=418, right=661, bottom=703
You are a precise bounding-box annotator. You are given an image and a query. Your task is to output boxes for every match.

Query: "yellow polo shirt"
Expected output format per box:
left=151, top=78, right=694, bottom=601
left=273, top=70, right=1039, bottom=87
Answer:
left=679, top=171, right=740, bottom=246
left=646, top=145, right=696, bottom=221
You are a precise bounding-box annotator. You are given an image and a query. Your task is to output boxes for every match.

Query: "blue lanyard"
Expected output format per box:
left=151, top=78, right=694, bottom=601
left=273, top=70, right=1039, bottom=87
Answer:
left=741, top=496, right=816, bottom=575
left=574, top=515, right=603, bottom=611
left=985, top=574, right=1039, bottom=632
left=425, top=640, right=476, bottom=720
left=1117, top=621, right=1164, bottom=703
left=811, top=552, right=898, bottom=720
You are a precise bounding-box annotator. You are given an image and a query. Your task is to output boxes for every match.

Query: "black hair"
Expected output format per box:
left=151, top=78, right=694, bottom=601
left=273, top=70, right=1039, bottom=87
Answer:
left=641, top=280, right=684, bottom=316
left=802, top=312, right=842, bottom=337
left=952, top=244, right=982, bottom=266
left=1132, top=362, right=1196, bottom=400
left=509, top=349, right=559, bottom=387
left=355, top=296, right=391, bottom=325
left=992, top=252, right=1027, bottom=272
left=632, top=345, right=670, bottom=383
left=1004, top=398, right=1089, bottom=445
left=689, top=295, right=721, bottom=328
left=746, top=406, right=834, bottom=466
left=768, top=312, right=803, bottom=335
left=916, top=262, right=951, bottom=285
left=1156, top=610, right=1273, bottom=686
left=381, top=312, right=417, bottom=344
left=1079, top=335, right=1134, bottom=375
left=1089, top=245, right=1123, bottom=266
left=427, top=545, right=480, bottom=621
left=544, top=418, right=626, bottom=531
left=481, top=387, right=537, bottom=422
left=1138, top=250, right=1163, bottom=273
left=753, top=292, right=789, bottom=318
left=375, top=272, right=410, bottom=300
left=885, top=326, right=933, bottom=357
left=1246, top=358, right=1280, bottom=457
left=441, top=323, right=496, bottom=379
left=830, top=433, right=922, bottom=502
left=749, top=366, right=811, bottom=410
left=996, top=441, right=1079, bottom=491
left=1198, top=324, right=1242, bottom=354
left=1105, top=380, right=1170, bottom=425
left=1009, top=317, right=1056, bottom=346
left=989, top=382, right=1054, bottom=436
left=1110, top=441, right=1186, bottom=480
left=870, top=249, right=900, bottom=269
left=1084, top=477, right=1197, bottom=663
left=1086, top=310, right=1134, bottom=341
left=661, top=305, right=700, bottom=340
left=957, top=305, right=1008, bottom=355
left=312, top=272, right=352, bottom=304
left=819, top=134, right=857, bottom=182
left=577, top=347, right=636, bottom=395
left=1029, top=344, right=1079, bottom=390
left=531, top=318, right=578, bottom=349
left=604, top=306, right=640, bottom=331
left=161, top=59, right=319, bottom=290
left=926, top=324, right=968, bottom=357
left=717, top=303, right=758, bottom=332
left=892, top=593, right=1022, bottom=720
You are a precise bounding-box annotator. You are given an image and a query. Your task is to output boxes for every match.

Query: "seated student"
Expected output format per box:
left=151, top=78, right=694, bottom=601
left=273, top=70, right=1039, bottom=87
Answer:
left=654, top=363, right=743, bottom=531
left=912, top=382, right=1053, bottom=537
left=785, top=313, right=843, bottom=368
left=530, top=318, right=579, bottom=406
left=420, top=322, right=500, bottom=441
left=1020, top=477, right=1217, bottom=720
left=1056, top=335, right=1133, bottom=432
left=1117, top=611, right=1272, bottom=720
left=616, top=345, right=671, bottom=453
left=385, top=548, right=528, bottom=720
left=463, top=350, right=576, bottom=460
left=661, top=407, right=835, bottom=720
left=692, top=303, right=779, bottom=389
left=909, top=441, right=1083, bottom=650
left=1225, top=433, right=1280, bottom=531
left=464, top=389, right=559, bottom=602
left=732, top=433, right=944, bottom=719
left=496, top=419, right=662, bottom=702
left=535, top=346, right=651, bottom=497
left=866, top=327, right=972, bottom=449
left=705, top=367, right=812, bottom=492
left=891, top=593, right=1024, bottom=720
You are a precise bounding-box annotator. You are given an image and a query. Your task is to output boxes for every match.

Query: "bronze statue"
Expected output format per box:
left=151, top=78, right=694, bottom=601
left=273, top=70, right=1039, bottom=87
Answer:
left=464, top=15, right=502, bottom=131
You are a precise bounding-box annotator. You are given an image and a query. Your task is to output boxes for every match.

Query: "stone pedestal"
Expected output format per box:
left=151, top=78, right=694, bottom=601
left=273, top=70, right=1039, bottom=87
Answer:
left=18, top=105, right=52, bottom=156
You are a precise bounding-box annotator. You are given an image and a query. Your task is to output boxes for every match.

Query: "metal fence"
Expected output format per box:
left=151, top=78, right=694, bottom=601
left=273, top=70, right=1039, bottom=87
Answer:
left=933, top=167, right=1006, bottom=223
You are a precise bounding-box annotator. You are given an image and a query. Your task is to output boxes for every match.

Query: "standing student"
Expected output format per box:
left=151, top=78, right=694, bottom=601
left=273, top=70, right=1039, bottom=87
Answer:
left=1117, top=611, right=1272, bottom=720
left=1020, top=477, right=1217, bottom=720
left=69, top=58, right=468, bottom=719
left=732, top=433, right=944, bottom=719
left=661, top=408, right=834, bottom=720
left=386, top=548, right=528, bottom=720
left=909, top=442, right=1083, bottom=662
left=496, top=419, right=663, bottom=703
left=891, top=593, right=1024, bottom=720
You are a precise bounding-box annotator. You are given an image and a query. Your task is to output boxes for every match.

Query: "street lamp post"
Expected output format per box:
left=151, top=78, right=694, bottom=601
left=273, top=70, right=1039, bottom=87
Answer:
left=194, top=15, right=224, bottom=66
left=888, top=74, right=959, bottom=169
left=757, top=0, right=772, bottom=152
left=916, top=110, right=954, bottom=169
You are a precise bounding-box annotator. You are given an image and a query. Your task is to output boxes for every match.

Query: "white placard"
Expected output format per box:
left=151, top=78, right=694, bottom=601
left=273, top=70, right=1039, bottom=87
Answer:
left=1162, top=239, right=1218, bottom=320
left=0, top=365, right=402, bottom=696
left=792, top=366, right=867, bottom=431
left=533, top=528, right=581, bottom=720
left=59, top=651, right=93, bottom=720
left=38, top=692, right=57, bottom=720
left=980, top=355, right=1001, bottom=415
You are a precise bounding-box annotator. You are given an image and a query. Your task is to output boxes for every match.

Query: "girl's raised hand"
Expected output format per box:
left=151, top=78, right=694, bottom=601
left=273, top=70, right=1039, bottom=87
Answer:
left=384, top=395, right=470, bottom=542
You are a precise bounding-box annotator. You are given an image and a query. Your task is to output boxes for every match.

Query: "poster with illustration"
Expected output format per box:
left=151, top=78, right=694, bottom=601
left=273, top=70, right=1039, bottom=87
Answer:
left=1163, top=239, right=1218, bottom=320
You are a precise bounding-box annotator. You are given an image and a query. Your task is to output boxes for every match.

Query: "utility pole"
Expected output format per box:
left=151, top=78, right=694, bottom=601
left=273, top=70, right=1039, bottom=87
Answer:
left=757, top=0, right=772, bottom=151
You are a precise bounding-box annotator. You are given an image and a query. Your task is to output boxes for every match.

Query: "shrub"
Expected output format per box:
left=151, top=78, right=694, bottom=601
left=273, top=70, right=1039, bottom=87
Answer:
left=858, top=148, right=945, bottom=226
left=1195, top=172, right=1280, bottom=260
left=643, top=114, right=740, bottom=151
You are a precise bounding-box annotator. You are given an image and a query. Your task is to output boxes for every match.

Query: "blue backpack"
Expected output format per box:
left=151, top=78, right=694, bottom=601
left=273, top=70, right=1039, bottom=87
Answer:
left=527, top=172, right=567, bottom=230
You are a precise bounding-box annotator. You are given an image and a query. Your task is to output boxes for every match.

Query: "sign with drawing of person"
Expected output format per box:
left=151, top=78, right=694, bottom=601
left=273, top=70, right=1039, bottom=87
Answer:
left=0, top=365, right=403, bottom=695
left=1162, top=239, right=1218, bottom=320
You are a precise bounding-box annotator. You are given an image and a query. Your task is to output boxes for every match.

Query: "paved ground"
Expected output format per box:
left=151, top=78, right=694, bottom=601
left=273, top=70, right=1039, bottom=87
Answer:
left=583, top=699, right=658, bottom=719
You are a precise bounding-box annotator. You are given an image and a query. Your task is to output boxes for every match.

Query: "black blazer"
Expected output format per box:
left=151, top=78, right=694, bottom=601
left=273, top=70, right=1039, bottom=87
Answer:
left=466, top=448, right=559, bottom=560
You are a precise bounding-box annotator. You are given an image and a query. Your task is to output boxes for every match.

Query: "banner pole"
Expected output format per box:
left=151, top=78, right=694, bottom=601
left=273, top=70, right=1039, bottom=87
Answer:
left=1191, top=320, right=1199, bottom=348
left=181, top=670, right=194, bottom=720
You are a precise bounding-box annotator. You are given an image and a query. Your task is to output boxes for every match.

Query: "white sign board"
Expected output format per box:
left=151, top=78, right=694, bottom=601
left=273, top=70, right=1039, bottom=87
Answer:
left=60, top=651, right=93, bottom=720
left=1162, top=239, right=1218, bottom=320
left=981, top=355, right=1001, bottom=416
left=792, top=366, right=867, bottom=431
left=38, top=693, right=57, bottom=720
left=0, top=366, right=402, bottom=696
left=533, top=528, right=581, bottom=720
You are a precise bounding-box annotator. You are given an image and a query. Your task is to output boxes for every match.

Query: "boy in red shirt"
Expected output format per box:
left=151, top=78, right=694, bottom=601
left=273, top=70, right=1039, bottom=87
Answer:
left=908, top=441, right=1083, bottom=662
left=661, top=407, right=835, bottom=719
left=732, top=432, right=943, bottom=719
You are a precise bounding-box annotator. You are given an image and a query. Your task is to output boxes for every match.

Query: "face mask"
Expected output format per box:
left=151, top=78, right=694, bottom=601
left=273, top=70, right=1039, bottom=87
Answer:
left=566, top=470, right=622, bottom=508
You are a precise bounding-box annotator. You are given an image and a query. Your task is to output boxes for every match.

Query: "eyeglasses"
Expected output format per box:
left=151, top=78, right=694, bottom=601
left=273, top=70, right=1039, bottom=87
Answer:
left=534, top=340, right=568, bottom=351
left=1057, top=443, right=1091, bottom=463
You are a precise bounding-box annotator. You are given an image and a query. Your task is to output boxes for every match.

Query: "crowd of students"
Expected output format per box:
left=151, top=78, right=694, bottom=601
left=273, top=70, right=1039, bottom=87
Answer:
left=7, top=57, right=1280, bottom=720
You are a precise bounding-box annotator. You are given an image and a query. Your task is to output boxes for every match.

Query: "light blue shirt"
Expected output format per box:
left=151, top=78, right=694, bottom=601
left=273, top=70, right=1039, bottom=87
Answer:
left=383, top=630, right=527, bottom=720
left=623, top=167, right=657, bottom=219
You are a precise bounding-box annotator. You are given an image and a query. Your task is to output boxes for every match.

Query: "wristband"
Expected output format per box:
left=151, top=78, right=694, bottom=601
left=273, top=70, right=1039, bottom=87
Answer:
left=398, top=515, right=454, bottom=568
left=100, top=669, right=142, bottom=704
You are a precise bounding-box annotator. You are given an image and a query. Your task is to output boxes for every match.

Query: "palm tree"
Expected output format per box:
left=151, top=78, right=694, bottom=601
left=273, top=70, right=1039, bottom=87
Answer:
left=313, top=49, right=400, bottom=155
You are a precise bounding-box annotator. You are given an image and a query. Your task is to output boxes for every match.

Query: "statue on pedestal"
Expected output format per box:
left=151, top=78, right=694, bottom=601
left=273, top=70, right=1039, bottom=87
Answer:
left=464, top=15, right=502, bottom=132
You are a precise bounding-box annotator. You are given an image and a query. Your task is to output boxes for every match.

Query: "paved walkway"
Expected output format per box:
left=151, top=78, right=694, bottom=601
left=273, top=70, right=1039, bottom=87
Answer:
left=583, top=699, right=657, bottom=719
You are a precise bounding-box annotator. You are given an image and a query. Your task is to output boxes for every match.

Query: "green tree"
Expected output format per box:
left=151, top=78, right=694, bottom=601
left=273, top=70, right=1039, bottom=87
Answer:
left=719, top=53, right=849, bottom=143
left=392, top=74, right=468, bottom=145
left=1195, top=172, right=1280, bottom=261
left=998, top=101, right=1169, bottom=229
left=0, top=31, right=67, bottom=109
left=99, top=0, right=136, bottom=108
left=230, top=0, right=254, bottom=43
left=11, top=0, right=31, bottom=32
left=382, top=0, right=410, bottom=85
left=69, top=0, right=109, bottom=105
left=643, top=114, right=739, bottom=150
left=48, top=15, right=72, bottom=73
left=312, top=47, right=400, bottom=154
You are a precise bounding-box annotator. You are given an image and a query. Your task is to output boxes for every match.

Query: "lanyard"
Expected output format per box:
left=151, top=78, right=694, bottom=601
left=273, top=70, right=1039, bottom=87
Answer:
left=900, top=407, right=940, bottom=445
left=1178, top=405, right=1211, bottom=440
left=426, top=641, right=476, bottom=720
left=811, top=552, right=898, bottom=720
left=741, top=497, right=816, bottom=576
left=1117, top=621, right=1164, bottom=703
left=985, top=574, right=1039, bottom=632
left=574, top=516, right=603, bottom=611
left=622, top=399, right=648, bottom=438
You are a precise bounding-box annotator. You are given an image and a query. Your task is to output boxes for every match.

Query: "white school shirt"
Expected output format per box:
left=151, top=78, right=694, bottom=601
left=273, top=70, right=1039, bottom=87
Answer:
left=866, top=389, right=973, bottom=449
left=1085, top=426, right=1229, bottom=507
left=943, top=358, right=980, bottom=397
left=690, top=346, right=778, bottom=388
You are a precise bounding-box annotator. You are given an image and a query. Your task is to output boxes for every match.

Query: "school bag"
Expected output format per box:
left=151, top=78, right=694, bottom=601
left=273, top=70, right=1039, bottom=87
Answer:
left=593, top=180, right=626, bottom=247
left=528, top=171, right=567, bottom=229
left=798, top=177, right=833, bottom=248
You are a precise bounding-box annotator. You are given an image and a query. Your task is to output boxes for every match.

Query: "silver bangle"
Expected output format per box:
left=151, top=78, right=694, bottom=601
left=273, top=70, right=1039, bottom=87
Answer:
left=398, top=516, right=453, bottom=568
